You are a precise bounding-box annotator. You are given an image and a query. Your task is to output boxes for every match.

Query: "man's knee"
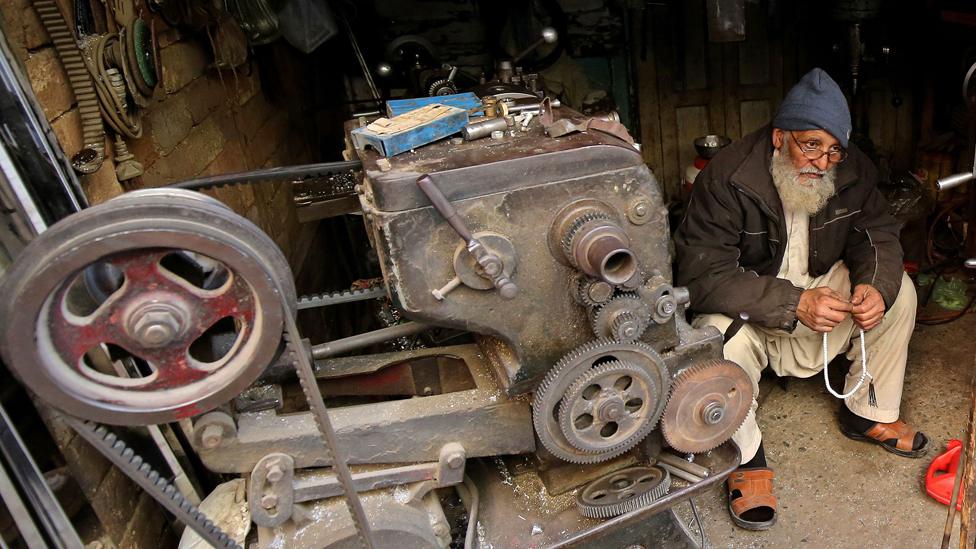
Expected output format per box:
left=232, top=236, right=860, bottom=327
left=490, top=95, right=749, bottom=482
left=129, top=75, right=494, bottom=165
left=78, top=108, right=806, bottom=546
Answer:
left=885, top=272, right=917, bottom=323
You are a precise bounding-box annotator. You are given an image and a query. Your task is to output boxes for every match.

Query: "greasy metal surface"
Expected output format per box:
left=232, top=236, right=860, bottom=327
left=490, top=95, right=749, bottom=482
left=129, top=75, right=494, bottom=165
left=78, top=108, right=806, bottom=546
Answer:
left=359, top=118, right=672, bottom=394
left=197, top=345, right=535, bottom=473
left=471, top=441, right=738, bottom=548
left=575, top=465, right=670, bottom=518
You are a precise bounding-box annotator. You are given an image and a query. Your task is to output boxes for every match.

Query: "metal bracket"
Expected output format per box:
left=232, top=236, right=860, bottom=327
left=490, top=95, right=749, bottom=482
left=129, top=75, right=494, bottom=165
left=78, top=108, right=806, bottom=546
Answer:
left=249, top=453, right=296, bottom=528
left=290, top=443, right=466, bottom=506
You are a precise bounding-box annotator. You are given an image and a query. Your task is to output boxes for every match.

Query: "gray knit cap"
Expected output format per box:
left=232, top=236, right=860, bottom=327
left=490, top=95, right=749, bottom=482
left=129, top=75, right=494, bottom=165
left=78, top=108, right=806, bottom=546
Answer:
left=773, top=68, right=851, bottom=148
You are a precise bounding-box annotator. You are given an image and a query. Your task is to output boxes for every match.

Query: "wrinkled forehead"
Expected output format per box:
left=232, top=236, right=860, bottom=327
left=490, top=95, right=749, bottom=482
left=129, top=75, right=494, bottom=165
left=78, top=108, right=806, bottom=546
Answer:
left=790, top=128, right=841, bottom=148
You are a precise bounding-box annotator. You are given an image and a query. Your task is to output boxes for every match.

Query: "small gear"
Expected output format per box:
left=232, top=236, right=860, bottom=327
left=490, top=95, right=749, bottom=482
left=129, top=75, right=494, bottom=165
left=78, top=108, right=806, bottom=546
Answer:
left=573, top=275, right=614, bottom=307
left=660, top=359, right=754, bottom=454
left=561, top=212, right=612, bottom=265
left=532, top=339, right=670, bottom=464
left=558, top=360, right=661, bottom=454
left=576, top=466, right=671, bottom=519
left=591, top=293, right=650, bottom=341
left=428, top=79, right=458, bottom=96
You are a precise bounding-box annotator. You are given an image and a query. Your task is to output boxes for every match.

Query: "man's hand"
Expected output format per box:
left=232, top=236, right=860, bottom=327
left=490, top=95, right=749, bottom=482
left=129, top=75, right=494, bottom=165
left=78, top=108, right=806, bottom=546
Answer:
left=796, top=287, right=852, bottom=332
left=851, top=284, right=885, bottom=331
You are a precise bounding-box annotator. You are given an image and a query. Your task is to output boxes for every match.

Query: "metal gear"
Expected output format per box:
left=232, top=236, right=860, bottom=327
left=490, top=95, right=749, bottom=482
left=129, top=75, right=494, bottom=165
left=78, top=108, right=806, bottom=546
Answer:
left=572, top=274, right=614, bottom=307
left=558, top=360, right=661, bottom=454
left=576, top=466, right=671, bottom=519
left=591, top=293, right=650, bottom=341
left=560, top=211, right=612, bottom=265
left=427, top=78, right=458, bottom=96
left=0, top=189, right=295, bottom=425
left=660, top=359, right=754, bottom=454
left=532, top=339, right=670, bottom=464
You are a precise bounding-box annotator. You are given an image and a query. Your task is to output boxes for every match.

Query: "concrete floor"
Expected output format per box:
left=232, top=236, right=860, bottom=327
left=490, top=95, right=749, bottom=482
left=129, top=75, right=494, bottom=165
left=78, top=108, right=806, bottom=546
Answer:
left=679, top=313, right=976, bottom=548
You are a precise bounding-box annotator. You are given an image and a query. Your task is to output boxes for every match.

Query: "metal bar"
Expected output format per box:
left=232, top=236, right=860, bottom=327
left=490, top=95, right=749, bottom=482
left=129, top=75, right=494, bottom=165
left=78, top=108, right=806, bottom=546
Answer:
left=293, top=462, right=437, bottom=502
left=657, top=462, right=703, bottom=484
left=0, top=457, right=47, bottom=548
left=337, top=12, right=380, bottom=101
left=0, top=404, right=83, bottom=549
left=168, top=160, right=363, bottom=191
left=311, top=322, right=432, bottom=360
left=657, top=452, right=711, bottom=478
left=296, top=194, right=361, bottom=223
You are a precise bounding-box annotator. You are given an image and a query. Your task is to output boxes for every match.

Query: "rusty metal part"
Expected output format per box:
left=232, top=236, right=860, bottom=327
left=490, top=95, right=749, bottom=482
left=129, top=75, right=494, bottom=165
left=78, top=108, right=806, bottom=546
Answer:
left=198, top=345, right=534, bottom=473
left=558, top=360, right=661, bottom=454
left=660, top=360, right=753, bottom=454
left=656, top=452, right=711, bottom=479
left=591, top=294, right=651, bottom=341
left=626, top=197, right=654, bottom=226
left=638, top=277, right=678, bottom=325
left=576, top=466, right=670, bottom=519
left=33, top=0, right=105, bottom=173
left=291, top=443, right=466, bottom=505
left=562, top=212, right=639, bottom=286
left=417, top=174, right=517, bottom=299
left=248, top=453, right=294, bottom=527
left=532, top=340, right=670, bottom=463
left=194, top=412, right=237, bottom=450
left=0, top=189, right=294, bottom=425
left=256, top=489, right=442, bottom=549
left=574, top=275, right=614, bottom=307
left=169, top=160, right=363, bottom=192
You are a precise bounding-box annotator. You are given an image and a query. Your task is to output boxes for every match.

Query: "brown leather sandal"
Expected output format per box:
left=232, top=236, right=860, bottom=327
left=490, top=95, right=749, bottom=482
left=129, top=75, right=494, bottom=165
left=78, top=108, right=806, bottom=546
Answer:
left=727, top=467, right=777, bottom=531
left=840, top=419, right=929, bottom=458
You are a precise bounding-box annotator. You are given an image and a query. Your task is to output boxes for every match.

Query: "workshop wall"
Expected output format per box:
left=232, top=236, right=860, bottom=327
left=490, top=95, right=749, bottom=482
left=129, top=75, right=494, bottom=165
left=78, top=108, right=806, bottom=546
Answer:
left=0, top=0, right=317, bottom=271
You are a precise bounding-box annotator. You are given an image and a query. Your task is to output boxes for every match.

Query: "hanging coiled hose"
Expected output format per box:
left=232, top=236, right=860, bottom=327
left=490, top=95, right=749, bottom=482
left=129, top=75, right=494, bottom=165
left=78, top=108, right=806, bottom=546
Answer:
left=33, top=0, right=105, bottom=174
left=81, top=33, right=142, bottom=139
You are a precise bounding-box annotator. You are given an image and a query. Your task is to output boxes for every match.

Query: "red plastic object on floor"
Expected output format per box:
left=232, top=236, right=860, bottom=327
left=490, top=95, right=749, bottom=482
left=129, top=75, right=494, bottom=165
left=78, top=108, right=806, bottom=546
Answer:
left=926, top=439, right=963, bottom=510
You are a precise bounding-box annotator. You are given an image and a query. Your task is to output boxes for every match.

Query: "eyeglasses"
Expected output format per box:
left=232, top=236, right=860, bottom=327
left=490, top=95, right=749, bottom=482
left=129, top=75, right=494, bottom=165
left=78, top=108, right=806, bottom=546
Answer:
left=790, top=132, right=848, bottom=163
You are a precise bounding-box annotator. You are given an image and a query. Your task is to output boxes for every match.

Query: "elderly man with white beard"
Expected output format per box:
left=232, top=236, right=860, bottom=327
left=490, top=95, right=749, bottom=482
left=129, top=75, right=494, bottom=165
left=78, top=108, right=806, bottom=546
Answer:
left=674, top=68, right=927, bottom=531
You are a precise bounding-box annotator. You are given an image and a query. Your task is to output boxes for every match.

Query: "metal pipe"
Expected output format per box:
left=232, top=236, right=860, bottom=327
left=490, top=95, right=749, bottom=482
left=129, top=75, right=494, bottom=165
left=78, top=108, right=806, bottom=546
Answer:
left=311, top=322, right=432, bottom=360
left=959, top=368, right=976, bottom=547
left=657, top=452, right=711, bottom=478
left=337, top=12, right=380, bottom=101
left=462, top=118, right=508, bottom=141
left=657, top=462, right=702, bottom=484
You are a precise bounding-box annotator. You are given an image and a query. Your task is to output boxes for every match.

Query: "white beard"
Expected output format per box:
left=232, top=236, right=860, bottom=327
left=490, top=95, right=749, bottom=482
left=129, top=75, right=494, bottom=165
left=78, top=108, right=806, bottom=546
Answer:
left=770, top=145, right=836, bottom=215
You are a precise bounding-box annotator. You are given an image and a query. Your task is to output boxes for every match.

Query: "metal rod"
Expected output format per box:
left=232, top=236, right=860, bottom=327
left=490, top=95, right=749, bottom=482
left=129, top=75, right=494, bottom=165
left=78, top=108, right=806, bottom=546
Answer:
left=0, top=458, right=47, bottom=548
left=311, top=322, right=432, bottom=360
left=168, top=160, right=363, bottom=191
left=657, top=452, right=711, bottom=478
left=657, top=462, right=703, bottom=484
left=337, top=12, right=380, bottom=101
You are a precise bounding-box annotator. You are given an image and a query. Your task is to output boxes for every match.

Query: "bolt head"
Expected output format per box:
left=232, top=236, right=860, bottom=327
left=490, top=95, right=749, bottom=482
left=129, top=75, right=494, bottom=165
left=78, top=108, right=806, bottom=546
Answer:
left=447, top=452, right=465, bottom=469
left=200, top=424, right=224, bottom=449
left=261, top=494, right=278, bottom=509
left=127, top=303, right=186, bottom=348
left=266, top=464, right=284, bottom=483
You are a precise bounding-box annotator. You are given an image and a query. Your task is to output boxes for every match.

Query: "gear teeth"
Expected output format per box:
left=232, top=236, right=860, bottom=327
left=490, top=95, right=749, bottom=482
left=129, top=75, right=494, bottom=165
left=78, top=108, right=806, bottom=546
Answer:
left=428, top=79, right=458, bottom=96
left=660, top=360, right=753, bottom=454
left=558, top=360, right=662, bottom=454
left=561, top=212, right=612, bottom=265
left=532, top=339, right=671, bottom=464
left=576, top=466, right=671, bottom=519
left=591, top=293, right=648, bottom=341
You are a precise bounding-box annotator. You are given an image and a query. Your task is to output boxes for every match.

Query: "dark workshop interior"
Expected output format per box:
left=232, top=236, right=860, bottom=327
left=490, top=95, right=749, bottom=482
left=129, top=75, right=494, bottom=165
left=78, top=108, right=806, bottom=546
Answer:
left=2, top=0, right=976, bottom=547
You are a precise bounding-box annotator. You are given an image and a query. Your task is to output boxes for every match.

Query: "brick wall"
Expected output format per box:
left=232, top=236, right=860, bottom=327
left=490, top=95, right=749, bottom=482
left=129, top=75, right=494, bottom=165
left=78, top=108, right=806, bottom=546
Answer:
left=0, top=0, right=316, bottom=271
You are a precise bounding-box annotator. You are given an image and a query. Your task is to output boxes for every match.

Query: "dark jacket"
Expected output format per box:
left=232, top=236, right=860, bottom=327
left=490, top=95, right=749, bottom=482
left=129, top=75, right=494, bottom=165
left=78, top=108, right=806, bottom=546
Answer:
left=673, top=125, right=904, bottom=331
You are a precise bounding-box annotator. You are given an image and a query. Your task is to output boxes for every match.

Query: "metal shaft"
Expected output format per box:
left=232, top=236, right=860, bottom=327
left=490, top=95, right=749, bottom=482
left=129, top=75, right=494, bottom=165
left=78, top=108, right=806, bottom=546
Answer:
left=959, top=367, right=976, bottom=547
left=311, top=322, right=432, bottom=360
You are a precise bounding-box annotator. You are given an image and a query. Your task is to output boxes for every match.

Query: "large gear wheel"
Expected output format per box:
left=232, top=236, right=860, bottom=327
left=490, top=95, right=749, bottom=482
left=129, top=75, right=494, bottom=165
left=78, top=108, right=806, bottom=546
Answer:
left=576, top=466, right=671, bottom=519
left=532, top=340, right=670, bottom=464
left=558, top=360, right=659, bottom=453
left=591, top=293, right=650, bottom=341
left=0, top=189, right=295, bottom=426
left=660, top=359, right=754, bottom=454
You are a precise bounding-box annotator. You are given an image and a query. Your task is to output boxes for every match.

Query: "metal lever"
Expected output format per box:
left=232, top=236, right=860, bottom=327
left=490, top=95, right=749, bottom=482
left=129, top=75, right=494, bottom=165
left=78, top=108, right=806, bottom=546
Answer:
left=513, top=27, right=559, bottom=65
left=416, top=175, right=518, bottom=299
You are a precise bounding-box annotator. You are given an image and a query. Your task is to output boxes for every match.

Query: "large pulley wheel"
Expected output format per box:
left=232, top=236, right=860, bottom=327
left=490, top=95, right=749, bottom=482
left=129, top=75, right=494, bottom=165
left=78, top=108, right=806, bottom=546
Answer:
left=0, top=189, right=295, bottom=425
left=532, top=339, right=670, bottom=464
left=660, top=359, right=753, bottom=454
